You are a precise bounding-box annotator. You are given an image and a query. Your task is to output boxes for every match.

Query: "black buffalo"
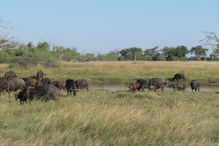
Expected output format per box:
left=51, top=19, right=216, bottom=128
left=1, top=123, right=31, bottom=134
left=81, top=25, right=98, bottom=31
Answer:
left=149, top=78, right=167, bottom=91
left=5, top=71, right=17, bottom=80
left=136, top=79, right=150, bottom=91
left=172, top=74, right=186, bottom=82
left=190, top=80, right=200, bottom=92
left=15, top=85, right=35, bottom=105
left=75, top=79, right=89, bottom=91
left=65, top=79, right=77, bottom=96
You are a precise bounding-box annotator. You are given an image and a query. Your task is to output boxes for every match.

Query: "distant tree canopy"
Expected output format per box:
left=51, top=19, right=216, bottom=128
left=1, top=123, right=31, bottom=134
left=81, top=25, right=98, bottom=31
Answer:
left=119, top=47, right=143, bottom=61
left=0, top=39, right=219, bottom=68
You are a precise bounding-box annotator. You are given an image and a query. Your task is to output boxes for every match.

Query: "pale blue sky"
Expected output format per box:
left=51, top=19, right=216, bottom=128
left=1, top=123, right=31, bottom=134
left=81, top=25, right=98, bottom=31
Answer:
left=1, top=0, right=218, bottom=53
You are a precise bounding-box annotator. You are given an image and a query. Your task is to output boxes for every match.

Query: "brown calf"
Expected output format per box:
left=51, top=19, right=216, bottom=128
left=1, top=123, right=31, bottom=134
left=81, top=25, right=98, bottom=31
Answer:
left=126, top=82, right=140, bottom=92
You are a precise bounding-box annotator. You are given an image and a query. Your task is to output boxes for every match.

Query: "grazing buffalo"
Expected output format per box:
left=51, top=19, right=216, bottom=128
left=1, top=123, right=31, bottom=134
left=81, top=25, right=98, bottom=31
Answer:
left=136, top=79, right=150, bottom=91
left=35, top=80, right=59, bottom=103
left=126, top=82, right=139, bottom=92
left=15, top=85, right=35, bottom=105
left=37, top=71, right=43, bottom=80
left=172, top=74, right=186, bottom=82
left=149, top=78, right=167, bottom=91
left=75, top=79, right=89, bottom=91
left=41, top=85, right=59, bottom=103
left=65, top=79, right=77, bottom=96
left=5, top=71, right=17, bottom=80
left=41, top=78, right=51, bottom=85
left=6, top=79, right=26, bottom=96
left=52, top=81, right=65, bottom=90
left=22, top=77, right=35, bottom=87
left=190, top=80, right=200, bottom=92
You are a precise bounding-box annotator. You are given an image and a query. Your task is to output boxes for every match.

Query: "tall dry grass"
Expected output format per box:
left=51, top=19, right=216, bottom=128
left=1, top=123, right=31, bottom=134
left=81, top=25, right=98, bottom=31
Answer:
left=0, top=90, right=218, bottom=145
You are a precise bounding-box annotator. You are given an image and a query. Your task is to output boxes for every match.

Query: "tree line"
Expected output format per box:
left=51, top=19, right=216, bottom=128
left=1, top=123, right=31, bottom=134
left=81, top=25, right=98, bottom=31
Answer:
left=0, top=39, right=219, bottom=67
left=1, top=17, right=219, bottom=67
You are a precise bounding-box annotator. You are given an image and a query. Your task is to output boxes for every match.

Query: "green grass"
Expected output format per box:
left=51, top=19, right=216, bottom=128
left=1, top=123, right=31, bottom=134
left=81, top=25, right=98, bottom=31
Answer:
left=0, top=61, right=218, bottom=145
left=1, top=61, right=219, bottom=83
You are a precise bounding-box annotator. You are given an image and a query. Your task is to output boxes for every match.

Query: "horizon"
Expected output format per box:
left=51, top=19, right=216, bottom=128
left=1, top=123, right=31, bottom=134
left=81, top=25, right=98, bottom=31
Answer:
left=1, top=0, right=219, bottom=54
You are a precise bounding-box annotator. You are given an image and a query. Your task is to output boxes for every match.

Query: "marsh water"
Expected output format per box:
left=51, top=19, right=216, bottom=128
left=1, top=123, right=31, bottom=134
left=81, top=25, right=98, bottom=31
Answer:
left=90, top=82, right=219, bottom=93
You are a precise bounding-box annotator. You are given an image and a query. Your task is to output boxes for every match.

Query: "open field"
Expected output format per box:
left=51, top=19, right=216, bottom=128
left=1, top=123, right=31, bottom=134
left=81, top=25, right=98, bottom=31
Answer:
left=1, top=61, right=219, bottom=83
left=0, top=61, right=218, bottom=145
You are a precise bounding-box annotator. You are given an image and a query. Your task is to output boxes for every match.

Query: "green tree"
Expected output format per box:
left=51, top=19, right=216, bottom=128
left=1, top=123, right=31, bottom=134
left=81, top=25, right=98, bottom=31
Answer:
left=27, top=42, right=35, bottom=52
left=120, top=47, right=142, bottom=61
left=190, top=45, right=208, bottom=60
left=161, top=47, right=176, bottom=61
left=144, top=46, right=159, bottom=61
left=175, top=45, right=189, bottom=58
left=36, top=42, right=50, bottom=52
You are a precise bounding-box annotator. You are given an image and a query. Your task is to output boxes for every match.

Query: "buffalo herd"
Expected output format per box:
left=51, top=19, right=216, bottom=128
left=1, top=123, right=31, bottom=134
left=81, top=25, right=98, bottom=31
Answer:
left=0, top=71, right=89, bottom=105
left=126, top=74, right=201, bottom=92
left=0, top=71, right=202, bottom=105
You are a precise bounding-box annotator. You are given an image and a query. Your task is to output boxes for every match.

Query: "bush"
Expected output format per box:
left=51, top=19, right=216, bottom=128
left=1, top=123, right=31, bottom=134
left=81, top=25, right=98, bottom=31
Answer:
left=0, top=52, right=57, bottom=68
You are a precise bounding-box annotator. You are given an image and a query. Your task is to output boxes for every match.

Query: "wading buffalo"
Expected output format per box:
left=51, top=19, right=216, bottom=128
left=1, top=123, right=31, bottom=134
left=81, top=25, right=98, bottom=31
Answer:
left=136, top=79, right=150, bottom=91
left=190, top=80, right=200, bottom=92
left=65, top=79, right=77, bottom=96
left=5, top=71, right=17, bottom=80
left=172, top=74, right=186, bottom=82
left=149, top=78, right=167, bottom=91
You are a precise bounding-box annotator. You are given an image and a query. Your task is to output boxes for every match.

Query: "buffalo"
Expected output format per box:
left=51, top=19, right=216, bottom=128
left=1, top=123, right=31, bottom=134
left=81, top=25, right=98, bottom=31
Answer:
left=65, top=79, right=77, bottom=96
left=35, top=80, right=59, bottom=103
left=149, top=78, right=167, bottom=91
left=190, top=80, right=200, bottom=92
left=136, top=79, right=150, bottom=91
left=75, top=79, right=89, bottom=91
left=6, top=79, right=26, bottom=96
left=15, top=85, right=35, bottom=105
left=52, top=81, right=65, bottom=90
left=5, top=71, right=17, bottom=80
left=172, top=74, right=186, bottom=82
